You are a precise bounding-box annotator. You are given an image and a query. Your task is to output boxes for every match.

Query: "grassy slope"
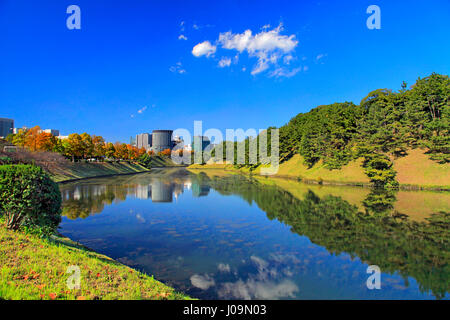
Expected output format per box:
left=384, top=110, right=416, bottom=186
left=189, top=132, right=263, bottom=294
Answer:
left=189, top=149, right=449, bottom=189
left=0, top=225, right=191, bottom=300
left=189, top=157, right=369, bottom=185
left=50, top=156, right=183, bottom=182
left=393, top=148, right=450, bottom=188
left=267, top=154, right=370, bottom=184
left=147, top=155, right=183, bottom=168
left=49, top=161, right=149, bottom=182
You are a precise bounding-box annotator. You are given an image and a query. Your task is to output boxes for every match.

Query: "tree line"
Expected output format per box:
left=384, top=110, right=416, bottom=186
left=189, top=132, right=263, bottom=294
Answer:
left=279, top=73, right=449, bottom=166
left=217, top=73, right=448, bottom=188
left=5, top=127, right=173, bottom=162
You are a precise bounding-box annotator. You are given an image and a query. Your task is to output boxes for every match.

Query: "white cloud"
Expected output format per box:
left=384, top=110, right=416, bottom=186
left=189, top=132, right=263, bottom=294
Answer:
left=137, top=106, right=147, bottom=114
left=178, top=34, right=187, bottom=40
left=218, top=24, right=297, bottom=54
left=190, top=274, right=215, bottom=290
left=270, top=67, right=301, bottom=78
left=193, top=23, right=300, bottom=77
left=218, top=57, right=232, bottom=68
left=130, top=105, right=150, bottom=118
left=192, top=41, right=217, bottom=57
left=169, top=62, right=186, bottom=74
left=316, top=53, right=327, bottom=61
left=283, top=54, right=294, bottom=65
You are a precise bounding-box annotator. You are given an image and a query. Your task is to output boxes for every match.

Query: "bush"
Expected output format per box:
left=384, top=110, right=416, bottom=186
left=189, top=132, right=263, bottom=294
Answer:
left=362, top=153, right=399, bottom=189
left=0, top=164, right=61, bottom=235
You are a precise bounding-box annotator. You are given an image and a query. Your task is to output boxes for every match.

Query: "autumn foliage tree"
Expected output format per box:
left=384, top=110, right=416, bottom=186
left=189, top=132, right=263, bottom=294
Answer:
left=6, top=126, right=172, bottom=163
left=161, top=148, right=172, bottom=157
left=35, top=132, right=57, bottom=151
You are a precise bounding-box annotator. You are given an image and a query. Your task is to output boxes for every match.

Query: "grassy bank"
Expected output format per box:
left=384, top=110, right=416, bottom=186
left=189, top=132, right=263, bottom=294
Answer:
left=44, top=161, right=149, bottom=183
left=145, top=155, right=185, bottom=168
left=0, top=224, right=191, bottom=300
left=49, top=156, right=184, bottom=183
left=189, top=149, right=450, bottom=190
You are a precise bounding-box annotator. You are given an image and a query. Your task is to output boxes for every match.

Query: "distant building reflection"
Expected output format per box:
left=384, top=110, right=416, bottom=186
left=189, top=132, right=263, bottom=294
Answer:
left=134, top=178, right=210, bottom=202
left=60, top=172, right=213, bottom=220
left=192, top=183, right=210, bottom=197
left=150, top=179, right=173, bottom=202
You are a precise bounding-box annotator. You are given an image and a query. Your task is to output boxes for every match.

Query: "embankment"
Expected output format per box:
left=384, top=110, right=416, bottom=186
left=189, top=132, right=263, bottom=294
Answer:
left=189, top=149, right=450, bottom=190
left=49, top=161, right=150, bottom=183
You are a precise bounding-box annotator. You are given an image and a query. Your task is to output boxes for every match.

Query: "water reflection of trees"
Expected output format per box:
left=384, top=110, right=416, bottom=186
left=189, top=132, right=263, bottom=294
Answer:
left=193, top=173, right=449, bottom=299
left=60, top=171, right=209, bottom=219
left=61, top=171, right=449, bottom=299
left=61, top=184, right=127, bottom=219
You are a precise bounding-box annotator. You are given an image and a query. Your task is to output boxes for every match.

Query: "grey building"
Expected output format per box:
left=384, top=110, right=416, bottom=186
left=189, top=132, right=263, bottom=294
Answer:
left=151, top=130, right=173, bottom=153
left=0, top=118, right=14, bottom=138
left=136, top=133, right=152, bottom=150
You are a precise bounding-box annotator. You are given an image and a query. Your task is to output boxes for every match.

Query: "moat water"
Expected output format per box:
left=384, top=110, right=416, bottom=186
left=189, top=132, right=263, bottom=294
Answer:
left=59, top=168, right=449, bottom=300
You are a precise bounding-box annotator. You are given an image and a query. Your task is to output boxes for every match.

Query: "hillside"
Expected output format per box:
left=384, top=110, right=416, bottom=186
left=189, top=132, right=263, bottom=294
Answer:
left=266, top=154, right=370, bottom=185
left=189, top=148, right=449, bottom=190
left=393, top=148, right=450, bottom=188
left=194, top=73, right=449, bottom=189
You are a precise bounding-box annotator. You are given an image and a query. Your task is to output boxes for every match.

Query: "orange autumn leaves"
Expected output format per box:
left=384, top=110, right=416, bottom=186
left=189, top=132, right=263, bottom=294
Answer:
left=8, top=125, right=148, bottom=161
left=12, top=126, right=57, bottom=152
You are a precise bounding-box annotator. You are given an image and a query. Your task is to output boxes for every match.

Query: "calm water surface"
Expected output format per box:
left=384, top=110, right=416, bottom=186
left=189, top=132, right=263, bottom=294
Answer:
left=59, top=168, right=449, bottom=300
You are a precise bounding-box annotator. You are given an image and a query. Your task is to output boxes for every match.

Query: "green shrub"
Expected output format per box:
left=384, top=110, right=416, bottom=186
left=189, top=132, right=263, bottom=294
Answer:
left=362, top=153, right=399, bottom=189
left=0, top=164, right=61, bottom=235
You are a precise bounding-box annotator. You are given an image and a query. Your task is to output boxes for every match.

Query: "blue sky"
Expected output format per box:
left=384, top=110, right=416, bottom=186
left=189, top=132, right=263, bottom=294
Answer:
left=0, top=0, right=449, bottom=143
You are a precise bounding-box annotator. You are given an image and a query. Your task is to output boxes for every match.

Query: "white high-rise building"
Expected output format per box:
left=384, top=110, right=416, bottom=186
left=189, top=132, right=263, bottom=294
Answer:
left=136, top=133, right=151, bottom=150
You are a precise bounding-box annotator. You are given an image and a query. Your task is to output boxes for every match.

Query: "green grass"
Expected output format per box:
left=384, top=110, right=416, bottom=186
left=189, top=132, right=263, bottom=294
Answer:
left=0, top=225, right=192, bottom=300
left=147, top=155, right=184, bottom=168
left=50, top=157, right=184, bottom=183
left=50, top=161, right=150, bottom=182
left=393, top=148, right=450, bottom=188
left=189, top=148, right=450, bottom=189
left=268, top=154, right=370, bottom=184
